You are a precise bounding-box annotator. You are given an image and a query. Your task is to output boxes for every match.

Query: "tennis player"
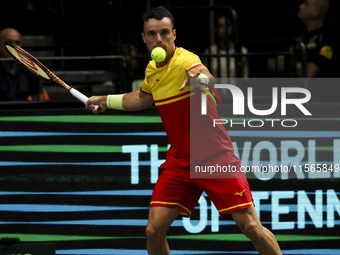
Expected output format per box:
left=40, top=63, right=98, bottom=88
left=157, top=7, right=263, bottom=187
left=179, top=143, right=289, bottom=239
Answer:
left=85, top=6, right=282, bottom=255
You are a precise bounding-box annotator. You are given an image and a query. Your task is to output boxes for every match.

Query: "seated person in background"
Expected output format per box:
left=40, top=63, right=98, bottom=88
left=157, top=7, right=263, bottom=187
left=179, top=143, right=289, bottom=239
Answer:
left=268, top=0, right=335, bottom=78
left=0, top=27, right=46, bottom=101
left=204, top=13, right=248, bottom=79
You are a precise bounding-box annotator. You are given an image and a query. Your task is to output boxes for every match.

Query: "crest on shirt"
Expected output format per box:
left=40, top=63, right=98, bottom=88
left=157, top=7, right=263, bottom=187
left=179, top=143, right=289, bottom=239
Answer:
left=319, top=45, right=333, bottom=60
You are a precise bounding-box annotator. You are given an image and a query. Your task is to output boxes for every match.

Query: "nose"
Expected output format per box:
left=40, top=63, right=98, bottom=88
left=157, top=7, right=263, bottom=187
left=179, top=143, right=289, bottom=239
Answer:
left=156, top=33, right=162, bottom=44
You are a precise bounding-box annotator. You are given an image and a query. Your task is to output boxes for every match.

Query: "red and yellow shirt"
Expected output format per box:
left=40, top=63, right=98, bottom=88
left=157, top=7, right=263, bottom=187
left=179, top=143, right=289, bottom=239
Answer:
left=141, top=47, right=237, bottom=169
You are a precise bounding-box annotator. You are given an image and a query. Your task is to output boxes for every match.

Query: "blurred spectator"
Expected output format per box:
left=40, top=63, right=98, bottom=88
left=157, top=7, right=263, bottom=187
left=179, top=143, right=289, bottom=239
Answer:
left=204, top=13, right=248, bottom=79
left=0, top=27, right=47, bottom=101
left=122, top=44, right=145, bottom=91
left=268, top=0, right=335, bottom=77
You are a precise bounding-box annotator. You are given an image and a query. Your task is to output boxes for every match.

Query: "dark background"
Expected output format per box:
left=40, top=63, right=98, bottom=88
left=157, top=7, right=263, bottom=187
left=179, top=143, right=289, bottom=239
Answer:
left=0, top=0, right=339, bottom=97
left=1, top=0, right=339, bottom=55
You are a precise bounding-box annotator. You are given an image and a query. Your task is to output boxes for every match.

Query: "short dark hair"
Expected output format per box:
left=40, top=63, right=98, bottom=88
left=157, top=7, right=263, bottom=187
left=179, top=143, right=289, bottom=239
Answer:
left=315, top=0, right=330, bottom=14
left=142, top=6, right=174, bottom=31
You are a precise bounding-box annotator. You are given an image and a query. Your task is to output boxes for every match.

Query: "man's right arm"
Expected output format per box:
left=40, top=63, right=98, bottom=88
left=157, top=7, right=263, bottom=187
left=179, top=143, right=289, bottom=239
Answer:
left=85, top=89, right=154, bottom=113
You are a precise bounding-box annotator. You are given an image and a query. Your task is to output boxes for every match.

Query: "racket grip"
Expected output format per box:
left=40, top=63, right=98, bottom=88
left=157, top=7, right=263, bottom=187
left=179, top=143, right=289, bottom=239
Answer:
left=70, top=88, right=99, bottom=111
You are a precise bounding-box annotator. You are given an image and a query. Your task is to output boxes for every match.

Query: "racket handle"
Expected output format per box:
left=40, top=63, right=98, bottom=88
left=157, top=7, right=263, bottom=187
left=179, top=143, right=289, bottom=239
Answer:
left=70, top=88, right=99, bottom=111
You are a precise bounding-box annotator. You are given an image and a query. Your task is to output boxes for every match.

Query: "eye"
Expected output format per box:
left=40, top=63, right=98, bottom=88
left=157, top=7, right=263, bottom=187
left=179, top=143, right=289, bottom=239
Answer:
left=161, top=29, right=170, bottom=36
left=147, top=31, right=156, bottom=37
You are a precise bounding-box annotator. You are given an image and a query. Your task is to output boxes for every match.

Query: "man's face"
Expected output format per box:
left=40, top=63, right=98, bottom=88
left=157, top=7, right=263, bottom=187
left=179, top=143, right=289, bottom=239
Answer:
left=0, top=29, right=22, bottom=58
left=142, top=17, right=176, bottom=59
left=298, top=0, right=320, bottom=21
left=217, top=16, right=233, bottom=42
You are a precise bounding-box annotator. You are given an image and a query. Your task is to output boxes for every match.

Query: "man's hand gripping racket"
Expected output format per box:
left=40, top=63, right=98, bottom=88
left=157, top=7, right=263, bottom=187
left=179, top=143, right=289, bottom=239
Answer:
left=5, top=42, right=100, bottom=111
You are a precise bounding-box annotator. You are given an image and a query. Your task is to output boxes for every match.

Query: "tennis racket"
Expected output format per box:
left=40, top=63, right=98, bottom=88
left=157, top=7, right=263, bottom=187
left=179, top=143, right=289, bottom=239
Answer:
left=5, top=42, right=99, bottom=111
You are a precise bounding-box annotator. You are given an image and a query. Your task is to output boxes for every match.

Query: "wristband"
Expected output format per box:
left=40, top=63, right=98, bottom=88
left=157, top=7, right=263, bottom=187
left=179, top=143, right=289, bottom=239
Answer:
left=106, top=94, right=125, bottom=110
left=198, top=73, right=209, bottom=85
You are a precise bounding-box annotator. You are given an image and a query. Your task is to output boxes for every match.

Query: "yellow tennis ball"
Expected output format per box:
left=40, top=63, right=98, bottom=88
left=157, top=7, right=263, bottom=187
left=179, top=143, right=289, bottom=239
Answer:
left=151, top=47, right=166, bottom=63
left=198, top=73, right=209, bottom=84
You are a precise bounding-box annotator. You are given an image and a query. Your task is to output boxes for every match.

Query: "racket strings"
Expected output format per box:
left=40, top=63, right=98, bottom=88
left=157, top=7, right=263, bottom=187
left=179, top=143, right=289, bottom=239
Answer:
left=9, top=43, right=71, bottom=91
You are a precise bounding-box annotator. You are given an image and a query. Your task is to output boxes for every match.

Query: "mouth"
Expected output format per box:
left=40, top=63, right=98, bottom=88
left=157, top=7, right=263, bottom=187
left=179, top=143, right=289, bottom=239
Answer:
left=154, top=46, right=166, bottom=51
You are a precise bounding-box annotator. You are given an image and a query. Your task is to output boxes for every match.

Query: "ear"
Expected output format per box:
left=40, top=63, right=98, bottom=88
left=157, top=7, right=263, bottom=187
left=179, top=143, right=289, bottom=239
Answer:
left=142, top=32, right=146, bottom=44
left=172, top=29, right=177, bottom=41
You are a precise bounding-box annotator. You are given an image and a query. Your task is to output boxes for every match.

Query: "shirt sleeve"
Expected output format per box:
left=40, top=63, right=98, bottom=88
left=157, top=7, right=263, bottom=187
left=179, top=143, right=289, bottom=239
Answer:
left=140, top=77, right=152, bottom=95
left=186, top=55, right=203, bottom=70
left=306, top=31, right=333, bottom=70
left=315, top=44, right=333, bottom=69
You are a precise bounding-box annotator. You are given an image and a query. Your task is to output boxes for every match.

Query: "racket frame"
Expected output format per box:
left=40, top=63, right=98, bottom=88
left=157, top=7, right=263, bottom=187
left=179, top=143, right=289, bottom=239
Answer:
left=5, top=42, right=99, bottom=108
